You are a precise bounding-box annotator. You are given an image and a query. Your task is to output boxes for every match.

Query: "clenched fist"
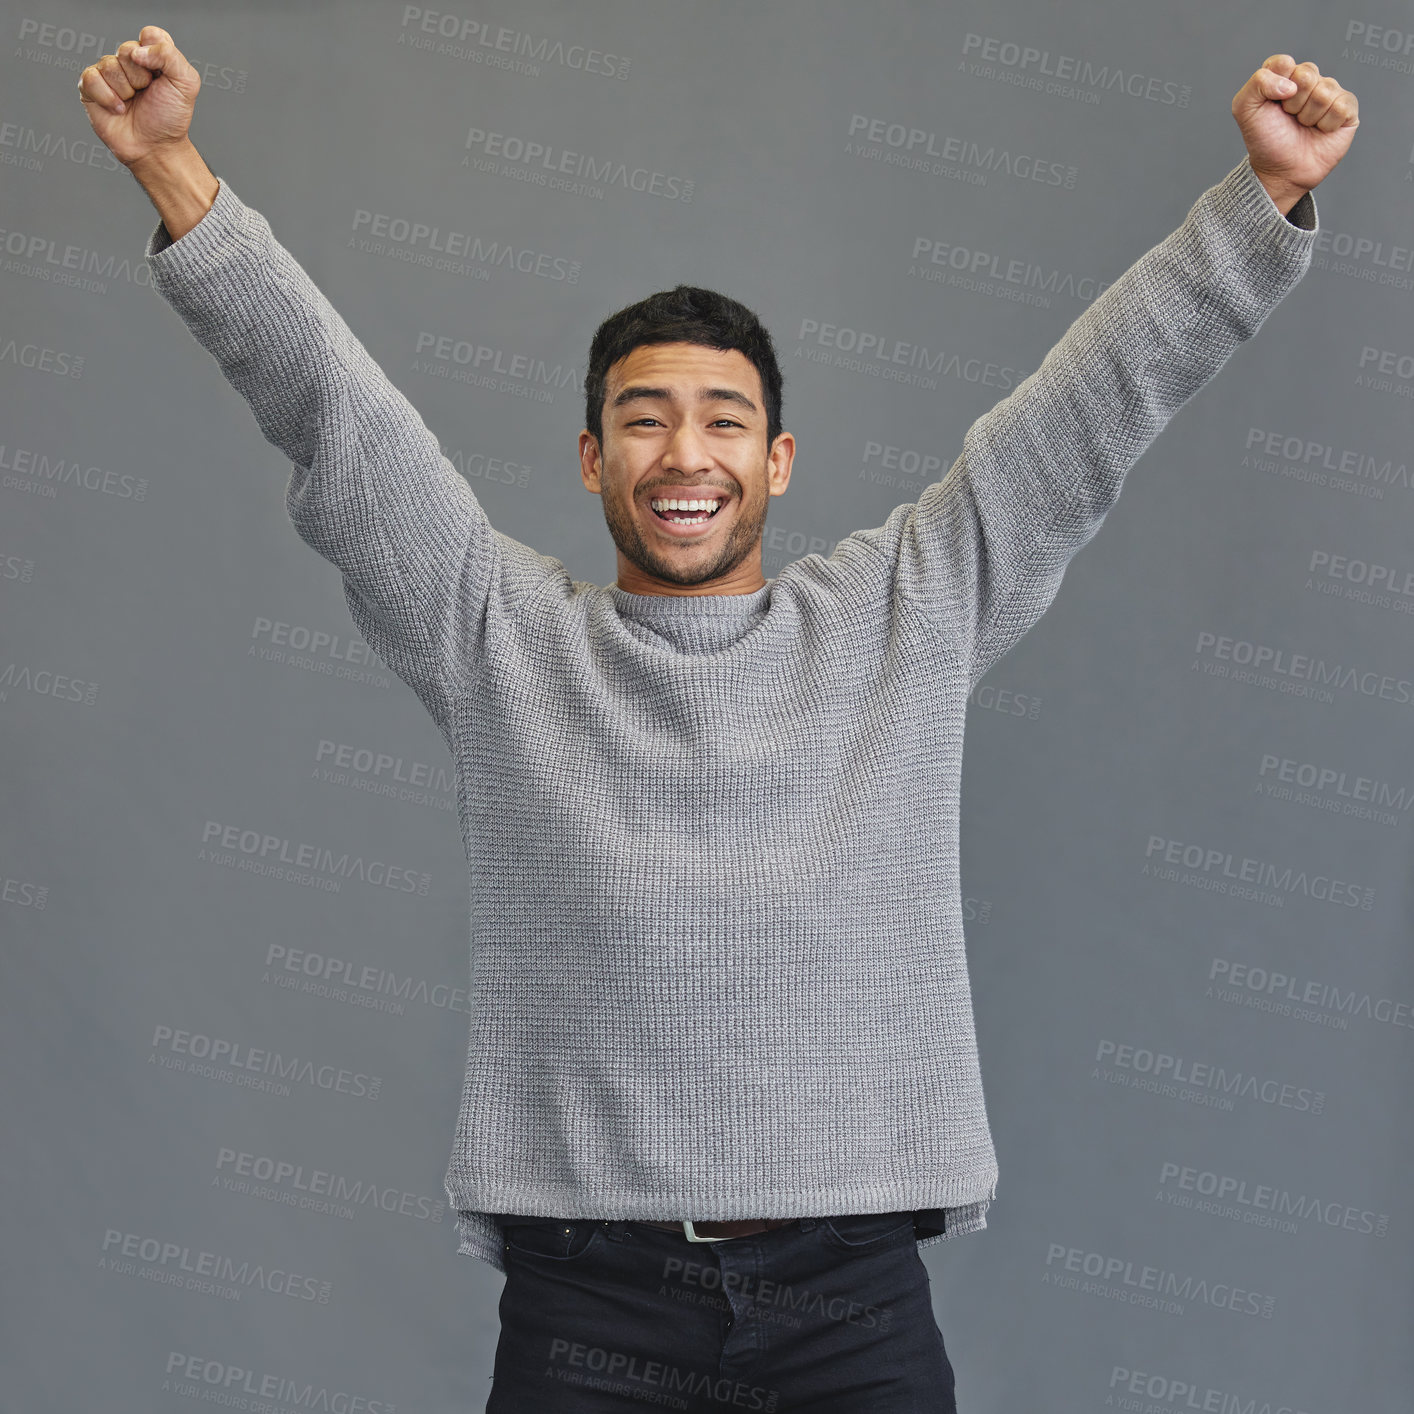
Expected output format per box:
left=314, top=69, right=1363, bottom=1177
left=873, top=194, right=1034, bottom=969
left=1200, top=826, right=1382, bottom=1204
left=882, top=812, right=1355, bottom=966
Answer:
left=1233, top=55, right=1360, bottom=213
left=77, top=24, right=201, bottom=169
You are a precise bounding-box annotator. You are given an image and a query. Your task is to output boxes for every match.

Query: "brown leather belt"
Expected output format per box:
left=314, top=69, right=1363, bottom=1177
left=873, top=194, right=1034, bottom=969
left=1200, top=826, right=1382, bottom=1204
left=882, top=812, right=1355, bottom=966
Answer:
left=638, top=1218, right=799, bottom=1243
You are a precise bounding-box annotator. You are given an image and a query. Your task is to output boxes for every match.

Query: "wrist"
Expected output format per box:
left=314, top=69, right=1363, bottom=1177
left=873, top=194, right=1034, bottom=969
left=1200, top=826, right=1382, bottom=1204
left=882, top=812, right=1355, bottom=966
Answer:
left=127, top=136, right=198, bottom=178
left=128, top=139, right=219, bottom=242
left=1250, top=165, right=1309, bottom=218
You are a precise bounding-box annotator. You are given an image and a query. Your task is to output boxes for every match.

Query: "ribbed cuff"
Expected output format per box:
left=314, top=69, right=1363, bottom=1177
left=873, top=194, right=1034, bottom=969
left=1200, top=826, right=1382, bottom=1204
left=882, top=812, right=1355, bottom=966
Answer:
left=1207, top=153, right=1320, bottom=254
left=143, top=176, right=265, bottom=284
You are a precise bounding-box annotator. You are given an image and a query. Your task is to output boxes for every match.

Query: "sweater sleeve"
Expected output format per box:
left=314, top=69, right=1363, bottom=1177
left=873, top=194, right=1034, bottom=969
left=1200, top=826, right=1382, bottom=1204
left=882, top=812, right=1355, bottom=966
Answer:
left=881, top=155, right=1318, bottom=687
left=143, top=177, right=498, bottom=736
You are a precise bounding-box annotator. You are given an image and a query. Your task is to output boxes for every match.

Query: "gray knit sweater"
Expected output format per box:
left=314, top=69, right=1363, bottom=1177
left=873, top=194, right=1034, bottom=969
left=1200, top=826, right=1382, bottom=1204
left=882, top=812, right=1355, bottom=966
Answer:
left=144, top=156, right=1317, bottom=1274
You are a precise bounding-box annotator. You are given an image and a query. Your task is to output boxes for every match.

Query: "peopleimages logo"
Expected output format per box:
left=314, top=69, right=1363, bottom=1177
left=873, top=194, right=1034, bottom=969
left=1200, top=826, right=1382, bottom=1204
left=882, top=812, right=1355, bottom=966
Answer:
left=795, top=317, right=1027, bottom=393
left=398, top=6, right=630, bottom=79
left=1192, top=630, right=1413, bottom=709
left=1257, top=752, right=1412, bottom=819
left=349, top=208, right=580, bottom=284
left=542, top=1339, right=779, bottom=1411
left=1266, top=752, right=1408, bottom=808
left=13, top=18, right=247, bottom=91
left=1094, top=1039, right=1324, bottom=1116
left=662, top=1249, right=891, bottom=1333
left=0, top=222, right=152, bottom=295
left=1242, top=424, right=1411, bottom=501
left=860, top=440, right=944, bottom=490
left=462, top=126, right=693, bottom=202
left=198, top=820, right=431, bottom=897
left=412, top=330, right=580, bottom=402
left=967, top=679, right=1041, bottom=720
left=263, top=942, right=471, bottom=1017
left=1107, top=1364, right=1315, bottom=1414
left=1306, top=547, right=1414, bottom=616
left=845, top=113, right=1077, bottom=188
left=1356, top=344, right=1414, bottom=398
left=439, top=440, right=533, bottom=490
left=0, top=332, right=83, bottom=378
left=149, top=1023, right=383, bottom=1100
left=163, top=1352, right=397, bottom=1412
left=908, top=232, right=1112, bottom=308
left=1310, top=226, right=1414, bottom=293
left=1141, top=833, right=1375, bottom=911
left=959, top=33, right=1191, bottom=108
left=1157, top=1161, right=1390, bottom=1238
left=12, top=16, right=109, bottom=62
left=313, top=737, right=455, bottom=813
left=1341, top=20, right=1414, bottom=75
left=0, top=550, right=34, bottom=583
left=215, top=1147, right=446, bottom=1224
left=0, top=439, right=149, bottom=502
left=249, top=614, right=390, bottom=686
left=100, top=1229, right=332, bottom=1304
left=0, top=660, right=99, bottom=706
left=1, top=869, right=48, bottom=909
left=759, top=521, right=835, bottom=575
left=1208, top=957, right=1414, bottom=1034
left=1043, top=1244, right=1275, bottom=1319
left=0, top=116, right=120, bottom=173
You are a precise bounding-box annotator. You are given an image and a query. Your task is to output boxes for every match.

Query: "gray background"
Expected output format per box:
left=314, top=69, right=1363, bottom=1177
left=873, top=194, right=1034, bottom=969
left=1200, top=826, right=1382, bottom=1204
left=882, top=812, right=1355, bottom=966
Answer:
left=4, top=1, right=1412, bottom=1410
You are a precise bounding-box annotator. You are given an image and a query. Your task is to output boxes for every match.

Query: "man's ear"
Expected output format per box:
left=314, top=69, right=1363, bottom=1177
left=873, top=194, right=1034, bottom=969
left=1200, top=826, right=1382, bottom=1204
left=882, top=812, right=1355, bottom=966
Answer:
left=578, top=430, right=603, bottom=492
left=766, top=431, right=796, bottom=497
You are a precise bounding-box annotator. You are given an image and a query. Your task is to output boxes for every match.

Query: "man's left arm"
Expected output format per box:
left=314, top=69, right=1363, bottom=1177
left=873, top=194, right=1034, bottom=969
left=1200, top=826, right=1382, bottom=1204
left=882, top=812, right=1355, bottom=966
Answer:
left=886, top=56, right=1359, bottom=686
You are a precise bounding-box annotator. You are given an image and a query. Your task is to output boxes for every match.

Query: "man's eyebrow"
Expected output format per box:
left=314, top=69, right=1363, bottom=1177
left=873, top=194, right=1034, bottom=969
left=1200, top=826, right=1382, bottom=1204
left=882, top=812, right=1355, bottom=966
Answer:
left=700, top=386, right=758, bottom=412
left=612, top=385, right=759, bottom=412
left=612, top=385, right=672, bottom=408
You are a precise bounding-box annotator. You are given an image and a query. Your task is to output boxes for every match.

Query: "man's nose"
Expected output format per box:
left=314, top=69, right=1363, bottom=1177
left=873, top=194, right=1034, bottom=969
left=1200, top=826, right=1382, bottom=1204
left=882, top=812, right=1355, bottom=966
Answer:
left=662, top=423, right=711, bottom=472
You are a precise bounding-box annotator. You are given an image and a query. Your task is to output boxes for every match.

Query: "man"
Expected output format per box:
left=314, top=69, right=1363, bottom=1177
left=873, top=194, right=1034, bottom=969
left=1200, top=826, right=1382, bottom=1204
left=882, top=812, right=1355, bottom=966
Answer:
left=81, top=27, right=1358, bottom=1413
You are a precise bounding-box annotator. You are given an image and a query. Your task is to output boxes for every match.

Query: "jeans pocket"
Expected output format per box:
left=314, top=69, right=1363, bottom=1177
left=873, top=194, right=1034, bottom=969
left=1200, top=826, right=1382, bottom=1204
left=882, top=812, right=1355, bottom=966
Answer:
left=820, top=1211, right=916, bottom=1252
left=499, top=1216, right=603, bottom=1263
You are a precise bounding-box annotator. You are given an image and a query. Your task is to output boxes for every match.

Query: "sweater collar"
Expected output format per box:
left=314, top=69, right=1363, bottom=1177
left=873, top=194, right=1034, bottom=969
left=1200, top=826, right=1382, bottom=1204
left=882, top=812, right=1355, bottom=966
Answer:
left=607, top=580, right=773, bottom=620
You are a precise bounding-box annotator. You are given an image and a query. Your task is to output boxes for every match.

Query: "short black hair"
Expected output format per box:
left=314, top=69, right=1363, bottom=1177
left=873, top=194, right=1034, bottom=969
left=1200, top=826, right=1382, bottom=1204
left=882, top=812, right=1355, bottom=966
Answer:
left=584, top=285, right=784, bottom=448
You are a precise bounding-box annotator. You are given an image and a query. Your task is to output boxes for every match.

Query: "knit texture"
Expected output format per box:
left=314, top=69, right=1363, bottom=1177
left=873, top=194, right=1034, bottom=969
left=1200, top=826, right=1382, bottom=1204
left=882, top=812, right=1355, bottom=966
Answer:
left=145, top=158, right=1317, bottom=1274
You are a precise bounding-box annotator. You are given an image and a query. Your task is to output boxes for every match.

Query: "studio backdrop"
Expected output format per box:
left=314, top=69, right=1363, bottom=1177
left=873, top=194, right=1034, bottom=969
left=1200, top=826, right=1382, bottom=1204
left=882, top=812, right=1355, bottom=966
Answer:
left=4, top=1, right=1411, bottom=1411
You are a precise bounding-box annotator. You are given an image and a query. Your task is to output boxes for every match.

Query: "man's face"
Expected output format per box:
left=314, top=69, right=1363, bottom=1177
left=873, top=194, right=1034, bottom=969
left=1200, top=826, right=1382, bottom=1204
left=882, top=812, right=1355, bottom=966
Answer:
left=579, top=341, right=794, bottom=596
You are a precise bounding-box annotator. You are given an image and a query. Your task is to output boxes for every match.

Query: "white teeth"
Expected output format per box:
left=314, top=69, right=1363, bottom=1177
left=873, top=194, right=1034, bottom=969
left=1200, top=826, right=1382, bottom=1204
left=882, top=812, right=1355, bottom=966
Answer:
left=650, top=497, right=723, bottom=512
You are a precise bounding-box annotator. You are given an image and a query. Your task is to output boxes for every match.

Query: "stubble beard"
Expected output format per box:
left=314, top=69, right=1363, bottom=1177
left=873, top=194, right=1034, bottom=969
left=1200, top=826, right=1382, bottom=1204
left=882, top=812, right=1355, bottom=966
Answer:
left=602, top=475, right=766, bottom=589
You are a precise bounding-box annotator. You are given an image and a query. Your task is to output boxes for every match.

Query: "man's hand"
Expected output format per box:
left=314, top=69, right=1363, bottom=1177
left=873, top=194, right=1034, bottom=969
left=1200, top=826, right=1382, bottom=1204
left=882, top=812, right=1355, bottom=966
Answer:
left=77, top=24, right=201, bottom=169
left=77, top=24, right=217, bottom=241
left=1232, top=55, right=1359, bottom=215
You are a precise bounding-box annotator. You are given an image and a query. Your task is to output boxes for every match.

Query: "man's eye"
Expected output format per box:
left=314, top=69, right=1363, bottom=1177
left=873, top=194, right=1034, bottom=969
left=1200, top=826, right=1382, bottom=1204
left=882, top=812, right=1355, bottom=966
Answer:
left=711, top=419, right=744, bottom=428
left=627, top=417, right=661, bottom=426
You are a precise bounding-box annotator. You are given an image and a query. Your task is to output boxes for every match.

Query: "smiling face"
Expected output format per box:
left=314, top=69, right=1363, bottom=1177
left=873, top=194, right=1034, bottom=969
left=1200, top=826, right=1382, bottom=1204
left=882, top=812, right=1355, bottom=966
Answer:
left=579, top=342, right=795, bottom=597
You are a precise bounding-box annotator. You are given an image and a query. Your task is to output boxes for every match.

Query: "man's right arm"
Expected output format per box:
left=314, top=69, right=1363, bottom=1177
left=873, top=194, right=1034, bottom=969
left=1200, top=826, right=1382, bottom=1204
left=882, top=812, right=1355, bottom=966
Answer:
left=81, top=27, right=499, bottom=734
left=144, top=167, right=499, bottom=734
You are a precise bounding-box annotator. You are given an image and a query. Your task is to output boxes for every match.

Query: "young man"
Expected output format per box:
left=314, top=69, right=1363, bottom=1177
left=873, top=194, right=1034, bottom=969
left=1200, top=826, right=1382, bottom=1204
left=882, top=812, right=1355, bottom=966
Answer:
left=81, top=28, right=1357, bottom=1412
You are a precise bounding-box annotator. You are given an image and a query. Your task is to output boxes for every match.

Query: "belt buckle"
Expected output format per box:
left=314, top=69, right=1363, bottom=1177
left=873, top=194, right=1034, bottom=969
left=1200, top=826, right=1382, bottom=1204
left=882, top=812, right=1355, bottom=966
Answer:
left=682, top=1220, right=729, bottom=1243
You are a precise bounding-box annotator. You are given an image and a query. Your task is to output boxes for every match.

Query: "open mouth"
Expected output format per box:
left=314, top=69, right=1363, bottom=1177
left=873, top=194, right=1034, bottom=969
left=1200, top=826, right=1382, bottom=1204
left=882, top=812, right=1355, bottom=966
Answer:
left=648, top=497, right=728, bottom=529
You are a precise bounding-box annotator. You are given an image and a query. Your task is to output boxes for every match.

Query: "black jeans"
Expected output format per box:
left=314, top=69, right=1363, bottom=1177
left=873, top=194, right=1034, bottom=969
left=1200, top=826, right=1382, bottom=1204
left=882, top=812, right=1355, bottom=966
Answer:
left=486, top=1212, right=957, bottom=1412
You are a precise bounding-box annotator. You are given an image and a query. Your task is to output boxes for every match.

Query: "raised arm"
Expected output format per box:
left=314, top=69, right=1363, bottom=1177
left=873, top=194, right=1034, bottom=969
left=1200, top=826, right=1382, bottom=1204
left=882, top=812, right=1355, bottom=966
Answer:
left=866, top=56, right=1358, bottom=687
left=79, top=26, right=498, bottom=735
